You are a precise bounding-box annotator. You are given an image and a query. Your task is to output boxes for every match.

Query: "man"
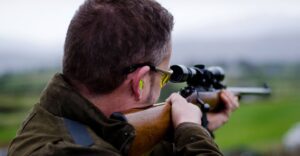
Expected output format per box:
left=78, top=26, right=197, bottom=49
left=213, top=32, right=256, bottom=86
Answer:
left=8, top=0, right=239, bottom=155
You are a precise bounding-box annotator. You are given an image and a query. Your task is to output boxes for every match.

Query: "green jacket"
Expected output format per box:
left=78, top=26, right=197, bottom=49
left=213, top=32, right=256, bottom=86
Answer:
left=8, top=74, right=223, bottom=156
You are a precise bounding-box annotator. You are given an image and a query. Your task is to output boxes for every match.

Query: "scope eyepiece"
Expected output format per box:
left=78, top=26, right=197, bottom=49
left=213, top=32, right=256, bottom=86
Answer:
left=170, top=65, right=193, bottom=82
left=170, top=64, right=225, bottom=88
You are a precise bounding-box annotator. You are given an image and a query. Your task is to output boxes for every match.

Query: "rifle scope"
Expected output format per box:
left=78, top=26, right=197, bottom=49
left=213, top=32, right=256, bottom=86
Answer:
left=170, top=64, right=225, bottom=89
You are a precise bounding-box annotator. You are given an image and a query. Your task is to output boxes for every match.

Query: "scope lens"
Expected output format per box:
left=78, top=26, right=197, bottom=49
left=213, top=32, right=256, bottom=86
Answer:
left=207, top=66, right=225, bottom=81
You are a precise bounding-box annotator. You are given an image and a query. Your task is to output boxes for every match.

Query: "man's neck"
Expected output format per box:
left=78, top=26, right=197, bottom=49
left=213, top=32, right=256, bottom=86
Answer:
left=69, top=78, right=155, bottom=117
left=71, top=80, right=137, bottom=117
left=88, top=91, right=134, bottom=117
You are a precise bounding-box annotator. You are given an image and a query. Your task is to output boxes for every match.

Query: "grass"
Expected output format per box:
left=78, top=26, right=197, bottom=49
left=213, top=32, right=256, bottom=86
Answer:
left=0, top=96, right=36, bottom=146
left=0, top=70, right=54, bottom=146
left=214, top=88, right=300, bottom=152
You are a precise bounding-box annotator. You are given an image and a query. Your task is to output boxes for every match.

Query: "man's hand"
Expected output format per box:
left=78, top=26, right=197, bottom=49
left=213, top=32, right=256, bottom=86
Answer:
left=207, top=90, right=239, bottom=131
left=167, top=93, right=202, bottom=128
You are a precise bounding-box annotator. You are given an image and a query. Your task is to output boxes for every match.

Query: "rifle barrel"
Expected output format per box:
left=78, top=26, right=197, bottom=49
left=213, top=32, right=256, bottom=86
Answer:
left=227, top=87, right=271, bottom=96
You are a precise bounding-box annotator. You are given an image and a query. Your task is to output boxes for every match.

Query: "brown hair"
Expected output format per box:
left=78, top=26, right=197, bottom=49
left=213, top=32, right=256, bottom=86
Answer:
left=63, top=0, right=174, bottom=94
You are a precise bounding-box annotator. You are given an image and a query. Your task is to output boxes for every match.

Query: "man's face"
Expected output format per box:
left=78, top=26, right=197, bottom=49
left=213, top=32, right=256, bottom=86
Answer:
left=145, top=46, right=172, bottom=104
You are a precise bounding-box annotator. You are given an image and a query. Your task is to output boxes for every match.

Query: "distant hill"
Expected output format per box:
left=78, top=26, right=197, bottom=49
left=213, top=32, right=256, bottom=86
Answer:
left=1, top=30, right=300, bottom=74
left=172, top=33, right=300, bottom=64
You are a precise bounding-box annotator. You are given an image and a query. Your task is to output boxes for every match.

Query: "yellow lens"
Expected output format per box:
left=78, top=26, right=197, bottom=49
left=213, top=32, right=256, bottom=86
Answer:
left=160, top=73, right=171, bottom=88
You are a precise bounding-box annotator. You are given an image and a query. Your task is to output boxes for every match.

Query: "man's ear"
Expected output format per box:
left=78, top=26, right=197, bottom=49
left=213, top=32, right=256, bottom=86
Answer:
left=131, top=66, right=150, bottom=100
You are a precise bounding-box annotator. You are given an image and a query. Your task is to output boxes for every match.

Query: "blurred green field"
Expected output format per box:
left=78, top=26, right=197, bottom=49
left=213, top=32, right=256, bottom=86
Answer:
left=215, top=90, right=300, bottom=151
left=213, top=63, right=300, bottom=152
left=0, top=70, right=55, bottom=146
left=0, top=64, right=299, bottom=155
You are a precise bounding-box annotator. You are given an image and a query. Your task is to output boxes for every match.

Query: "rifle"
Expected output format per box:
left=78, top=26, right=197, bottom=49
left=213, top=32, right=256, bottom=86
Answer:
left=125, top=64, right=271, bottom=156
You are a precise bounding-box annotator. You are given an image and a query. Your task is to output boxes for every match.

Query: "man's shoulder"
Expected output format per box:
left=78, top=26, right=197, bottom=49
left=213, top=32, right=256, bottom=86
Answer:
left=8, top=103, right=120, bottom=156
left=19, top=103, right=66, bottom=135
left=7, top=103, right=69, bottom=156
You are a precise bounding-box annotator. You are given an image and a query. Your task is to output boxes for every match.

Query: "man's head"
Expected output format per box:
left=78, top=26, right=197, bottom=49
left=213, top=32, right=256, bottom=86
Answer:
left=63, top=0, right=174, bottom=94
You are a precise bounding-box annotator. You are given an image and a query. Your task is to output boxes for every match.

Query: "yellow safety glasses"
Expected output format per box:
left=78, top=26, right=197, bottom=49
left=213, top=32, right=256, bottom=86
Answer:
left=124, top=63, right=173, bottom=88
left=154, top=66, right=173, bottom=88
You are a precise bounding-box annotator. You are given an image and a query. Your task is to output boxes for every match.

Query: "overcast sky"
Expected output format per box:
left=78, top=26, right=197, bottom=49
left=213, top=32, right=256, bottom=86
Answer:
left=0, top=0, right=300, bottom=72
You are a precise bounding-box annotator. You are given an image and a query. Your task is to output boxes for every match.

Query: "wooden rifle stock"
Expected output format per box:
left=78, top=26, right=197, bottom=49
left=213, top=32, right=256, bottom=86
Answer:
left=124, top=103, right=171, bottom=156
left=124, top=87, right=271, bottom=155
